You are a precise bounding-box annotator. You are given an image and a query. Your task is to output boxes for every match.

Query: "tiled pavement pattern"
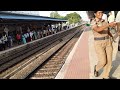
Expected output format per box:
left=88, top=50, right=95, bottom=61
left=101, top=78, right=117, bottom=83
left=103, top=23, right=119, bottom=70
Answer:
left=55, top=26, right=120, bottom=79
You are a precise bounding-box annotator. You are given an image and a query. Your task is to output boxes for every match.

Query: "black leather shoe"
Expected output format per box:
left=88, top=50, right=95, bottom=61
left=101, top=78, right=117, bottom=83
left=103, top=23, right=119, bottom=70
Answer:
left=94, top=65, right=99, bottom=77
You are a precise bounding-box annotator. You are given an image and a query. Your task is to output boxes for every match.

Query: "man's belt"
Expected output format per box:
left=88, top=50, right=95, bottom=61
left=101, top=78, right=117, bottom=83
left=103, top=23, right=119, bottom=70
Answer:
left=94, top=36, right=109, bottom=40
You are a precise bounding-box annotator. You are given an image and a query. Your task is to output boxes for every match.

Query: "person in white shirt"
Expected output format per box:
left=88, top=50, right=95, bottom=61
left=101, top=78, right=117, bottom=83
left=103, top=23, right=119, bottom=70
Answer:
left=115, top=11, right=120, bottom=22
left=1, top=32, right=7, bottom=50
left=0, top=34, right=3, bottom=51
left=114, top=11, right=120, bottom=40
left=102, top=13, right=108, bottom=22
left=29, top=31, right=33, bottom=41
left=108, top=11, right=116, bottom=34
left=108, top=11, right=115, bottom=23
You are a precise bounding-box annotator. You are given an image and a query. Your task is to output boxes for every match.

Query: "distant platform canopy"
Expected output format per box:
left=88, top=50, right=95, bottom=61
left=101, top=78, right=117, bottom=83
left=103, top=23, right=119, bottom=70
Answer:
left=0, top=12, right=67, bottom=24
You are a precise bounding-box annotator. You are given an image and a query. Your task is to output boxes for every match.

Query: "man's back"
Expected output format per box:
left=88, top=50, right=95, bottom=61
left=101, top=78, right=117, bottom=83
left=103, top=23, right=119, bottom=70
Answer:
left=115, top=11, right=120, bottom=22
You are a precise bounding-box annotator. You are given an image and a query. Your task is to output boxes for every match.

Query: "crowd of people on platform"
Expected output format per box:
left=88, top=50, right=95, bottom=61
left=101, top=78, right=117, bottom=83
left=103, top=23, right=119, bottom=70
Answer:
left=0, top=23, right=70, bottom=51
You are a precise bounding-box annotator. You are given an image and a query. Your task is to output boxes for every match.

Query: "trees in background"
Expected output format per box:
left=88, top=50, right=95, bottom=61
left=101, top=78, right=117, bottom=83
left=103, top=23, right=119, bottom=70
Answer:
left=64, top=12, right=81, bottom=24
left=50, top=11, right=64, bottom=19
left=50, top=11, right=82, bottom=24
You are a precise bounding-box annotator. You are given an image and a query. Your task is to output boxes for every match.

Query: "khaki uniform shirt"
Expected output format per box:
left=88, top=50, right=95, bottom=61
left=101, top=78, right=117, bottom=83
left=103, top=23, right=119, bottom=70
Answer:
left=91, top=18, right=109, bottom=38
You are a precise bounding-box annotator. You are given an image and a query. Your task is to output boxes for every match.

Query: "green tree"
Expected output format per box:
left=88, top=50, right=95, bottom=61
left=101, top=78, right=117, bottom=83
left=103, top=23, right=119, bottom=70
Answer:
left=50, top=11, right=64, bottom=19
left=64, top=12, right=81, bottom=24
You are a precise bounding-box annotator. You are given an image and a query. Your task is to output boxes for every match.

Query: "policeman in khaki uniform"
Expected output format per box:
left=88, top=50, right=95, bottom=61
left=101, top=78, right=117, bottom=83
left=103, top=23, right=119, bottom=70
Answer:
left=91, top=11, right=117, bottom=79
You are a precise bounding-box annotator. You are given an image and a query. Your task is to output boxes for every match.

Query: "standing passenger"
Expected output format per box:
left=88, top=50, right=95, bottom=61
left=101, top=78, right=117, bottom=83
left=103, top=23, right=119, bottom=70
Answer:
left=16, top=33, right=21, bottom=45
left=7, top=32, right=13, bottom=48
left=3, top=32, right=8, bottom=49
left=0, top=34, right=3, bottom=51
left=24, top=32, right=28, bottom=43
left=33, top=30, right=37, bottom=40
left=22, top=32, right=26, bottom=44
left=29, top=30, right=33, bottom=41
left=108, top=11, right=116, bottom=34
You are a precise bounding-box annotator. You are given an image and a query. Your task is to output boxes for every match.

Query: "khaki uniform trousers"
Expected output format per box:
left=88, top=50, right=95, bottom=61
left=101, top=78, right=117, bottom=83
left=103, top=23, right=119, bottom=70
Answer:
left=94, top=39, right=113, bottom=78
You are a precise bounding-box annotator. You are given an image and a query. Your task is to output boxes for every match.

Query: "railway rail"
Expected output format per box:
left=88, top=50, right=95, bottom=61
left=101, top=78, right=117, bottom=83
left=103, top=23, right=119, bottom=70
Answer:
left=28, top=30, right=83, bottom=79
left=0, top=25, right=85, bottom=79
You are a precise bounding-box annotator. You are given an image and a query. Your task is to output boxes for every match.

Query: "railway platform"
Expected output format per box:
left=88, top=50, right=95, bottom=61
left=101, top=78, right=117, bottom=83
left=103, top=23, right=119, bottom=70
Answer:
left=55, top=26, right=120, bottom=79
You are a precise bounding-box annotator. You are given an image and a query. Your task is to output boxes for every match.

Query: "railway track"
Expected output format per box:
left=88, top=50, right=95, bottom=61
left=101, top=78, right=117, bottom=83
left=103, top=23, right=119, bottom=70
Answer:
left=27, top=29, right=83, bottom=79
left=0, top=25, right=84, bottom=79
left=0, top=25, right=83, bottom=74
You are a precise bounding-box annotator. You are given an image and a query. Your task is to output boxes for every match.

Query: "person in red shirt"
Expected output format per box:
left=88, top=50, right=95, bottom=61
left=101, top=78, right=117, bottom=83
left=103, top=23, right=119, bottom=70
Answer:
left=16, top=33, right=21, bottom=45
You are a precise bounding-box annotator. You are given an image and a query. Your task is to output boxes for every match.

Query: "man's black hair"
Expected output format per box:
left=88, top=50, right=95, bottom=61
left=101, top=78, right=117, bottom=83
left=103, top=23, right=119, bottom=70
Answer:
left=94, top=11, right=98, bottom=13
left=94, top=11, right=104, bottom=13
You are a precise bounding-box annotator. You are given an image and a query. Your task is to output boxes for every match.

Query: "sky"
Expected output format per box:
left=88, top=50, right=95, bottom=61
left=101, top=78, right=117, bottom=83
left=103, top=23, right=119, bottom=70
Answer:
left=39, top=11, right=89, bottom=21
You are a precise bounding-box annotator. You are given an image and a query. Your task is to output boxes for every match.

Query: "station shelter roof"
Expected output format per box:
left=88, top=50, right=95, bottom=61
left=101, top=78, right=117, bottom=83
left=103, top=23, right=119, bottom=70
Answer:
left=0, top=12, right=67, bottom=24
